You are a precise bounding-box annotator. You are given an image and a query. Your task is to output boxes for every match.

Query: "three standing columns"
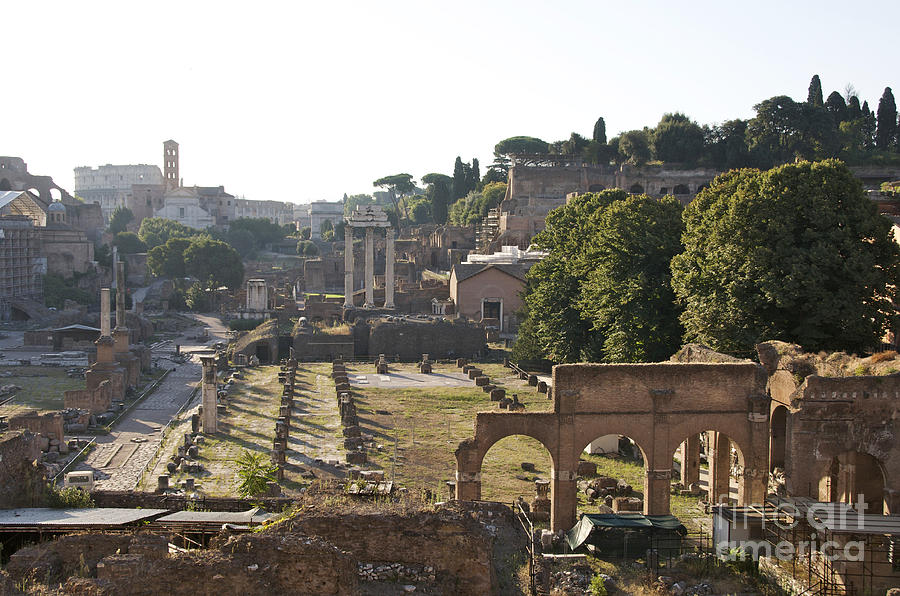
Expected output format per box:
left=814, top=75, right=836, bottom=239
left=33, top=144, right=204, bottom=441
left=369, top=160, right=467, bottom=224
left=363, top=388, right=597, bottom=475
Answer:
left=343, top=225, right=395, bottom=309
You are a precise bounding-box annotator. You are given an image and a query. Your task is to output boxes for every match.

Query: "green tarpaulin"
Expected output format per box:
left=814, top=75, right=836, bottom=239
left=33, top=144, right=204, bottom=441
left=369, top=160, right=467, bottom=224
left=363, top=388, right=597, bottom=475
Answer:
left=566, top=513, right=687, bottom=551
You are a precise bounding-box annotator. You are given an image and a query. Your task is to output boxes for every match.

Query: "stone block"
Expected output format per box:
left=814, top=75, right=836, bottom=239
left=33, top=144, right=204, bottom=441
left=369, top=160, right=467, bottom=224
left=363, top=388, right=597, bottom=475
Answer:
left=475, top=376, right=489, bottom=387
left=490, top=388, right=505, bottom=401
left=577, top=461, right=597, bottom=477
left=346, top=450, right=367, bottom=465
left=468, top=368, right=482, bottom=380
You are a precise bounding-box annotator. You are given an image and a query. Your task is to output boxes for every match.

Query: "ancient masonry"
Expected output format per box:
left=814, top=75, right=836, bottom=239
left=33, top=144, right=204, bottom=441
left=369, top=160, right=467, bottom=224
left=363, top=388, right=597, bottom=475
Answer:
left=344, top=204, right=394, bottom=309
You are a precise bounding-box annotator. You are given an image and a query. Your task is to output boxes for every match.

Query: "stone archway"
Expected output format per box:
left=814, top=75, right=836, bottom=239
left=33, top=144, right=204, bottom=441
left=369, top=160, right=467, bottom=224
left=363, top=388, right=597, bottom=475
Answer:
left=456, top=362, right=771, bottom=531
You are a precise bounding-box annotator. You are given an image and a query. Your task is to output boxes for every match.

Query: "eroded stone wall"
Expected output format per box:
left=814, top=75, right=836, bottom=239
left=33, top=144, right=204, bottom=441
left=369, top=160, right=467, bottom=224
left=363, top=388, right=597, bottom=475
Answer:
left=0, top=430, right=45, bottom=508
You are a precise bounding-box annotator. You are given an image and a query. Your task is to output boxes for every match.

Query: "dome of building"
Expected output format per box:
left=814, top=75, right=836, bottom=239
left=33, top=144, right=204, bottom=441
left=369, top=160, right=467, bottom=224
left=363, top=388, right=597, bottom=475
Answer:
left=48, top=201, right=66, bottom=212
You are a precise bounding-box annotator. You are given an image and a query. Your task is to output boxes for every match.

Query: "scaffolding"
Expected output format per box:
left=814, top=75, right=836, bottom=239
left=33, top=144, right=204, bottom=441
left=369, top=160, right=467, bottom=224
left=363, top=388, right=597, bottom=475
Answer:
left=0, top=216, right=42, bottom=320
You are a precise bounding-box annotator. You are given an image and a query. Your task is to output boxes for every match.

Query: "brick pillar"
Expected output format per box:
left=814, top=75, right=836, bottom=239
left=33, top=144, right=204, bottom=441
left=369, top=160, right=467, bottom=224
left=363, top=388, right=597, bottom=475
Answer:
left=113, top=261, right=129, bottom=353
left=681, top=435, right=701, bottom=485
left=384, top=227, right=395, bottom=309
left=364, top=226, right=374, bottom=308
left=708, top=432, right=732, bottom=504
left=455, top=471, right=481, bottom=501
left=645, top=469, right=672, bottom=515
left=200, top=356, right=217, bottom=434
left=551, top=469, right=578, bottom=531
left=344, top=226, right=354, bottom=308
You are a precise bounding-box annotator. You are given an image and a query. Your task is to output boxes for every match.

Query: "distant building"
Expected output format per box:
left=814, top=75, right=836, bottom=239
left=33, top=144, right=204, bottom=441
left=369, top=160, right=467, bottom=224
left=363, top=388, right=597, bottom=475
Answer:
left=154, top=188, right=214, bottom=230
left=73, top=164, right=164, bottom=223
left=309, top=200, right=344, bottom=238
left=0, top=192, right=44, bottom=320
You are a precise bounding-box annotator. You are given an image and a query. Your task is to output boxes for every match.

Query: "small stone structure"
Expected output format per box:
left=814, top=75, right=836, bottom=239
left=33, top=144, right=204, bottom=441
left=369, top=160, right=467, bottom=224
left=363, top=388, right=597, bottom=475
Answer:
left=418, top=353, right=432, bottom=374
left=375, top=353, right=388, bottom=375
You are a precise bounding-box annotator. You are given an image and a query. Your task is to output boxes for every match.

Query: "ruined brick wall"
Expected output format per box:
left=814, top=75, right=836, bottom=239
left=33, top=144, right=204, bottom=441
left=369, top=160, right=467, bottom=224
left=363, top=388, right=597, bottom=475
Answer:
left=64, top=380, right=111, bottom=414
left=56, top=533, right=358, bottom=596
left=8, top=411, right=65, bottom=442
left=367, top=319, right=484, bottom=360
left=6, top=533, right=133, bottom=584
left=283, top=510, right=495, bottom=596
left=89, top=491, right=294, bottom=511
left=0, top=430, right=45, bottom=508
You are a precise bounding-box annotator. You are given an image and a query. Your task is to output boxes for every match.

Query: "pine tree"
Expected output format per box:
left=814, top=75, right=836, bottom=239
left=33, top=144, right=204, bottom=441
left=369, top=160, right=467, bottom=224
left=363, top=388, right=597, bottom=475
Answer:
left=847, top=96, right=862, bottom=120
left=807, top=75, right=824, bottom=107
left=862, top=101, right=877, bottom=151
left=825, top=91, right=848, bottom=123
left=876, top=87, right=898, bottom=151
left=470, top=158, right=481, bottom=192
left=593, top=117, right=607, bottom=143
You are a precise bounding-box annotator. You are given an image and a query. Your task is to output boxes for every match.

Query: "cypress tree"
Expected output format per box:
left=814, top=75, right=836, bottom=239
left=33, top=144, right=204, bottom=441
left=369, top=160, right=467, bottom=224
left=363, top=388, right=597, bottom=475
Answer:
left=847, top=96, right=861, bottom=120
left=876, top=87, right=898, bottom=151
left=592, top=117, right=607, bottom=143
left=825, top=91, right=848, bottom=123
left=807, top=75, right=824, bottom=107
left=862, top=101, right=877, bottom=151
left=470, top=158, right=481, bottom=192
left=452, top=157, right=466, bottom=200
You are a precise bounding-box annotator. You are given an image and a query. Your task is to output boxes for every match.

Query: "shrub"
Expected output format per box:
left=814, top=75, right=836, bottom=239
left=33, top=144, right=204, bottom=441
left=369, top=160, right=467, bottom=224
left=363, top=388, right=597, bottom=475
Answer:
left=236, top=449, right=277, bottom=498
left=46, top=485, right=94, bottom=508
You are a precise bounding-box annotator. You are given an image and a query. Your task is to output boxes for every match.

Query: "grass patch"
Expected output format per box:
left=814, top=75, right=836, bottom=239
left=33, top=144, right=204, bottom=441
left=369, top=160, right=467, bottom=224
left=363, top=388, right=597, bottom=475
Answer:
left=0, top=366, right=85, bottom=414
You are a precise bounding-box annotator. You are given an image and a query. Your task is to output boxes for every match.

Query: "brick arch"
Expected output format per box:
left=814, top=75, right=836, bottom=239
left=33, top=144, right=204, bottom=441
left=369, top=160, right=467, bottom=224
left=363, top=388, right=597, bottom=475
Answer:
left=456, top=362, right=771, bottom=530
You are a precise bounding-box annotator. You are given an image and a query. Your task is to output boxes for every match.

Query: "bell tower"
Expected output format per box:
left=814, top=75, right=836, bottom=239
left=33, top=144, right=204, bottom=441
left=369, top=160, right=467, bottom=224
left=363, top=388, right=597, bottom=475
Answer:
left=163, top=140, right=179, bottom=190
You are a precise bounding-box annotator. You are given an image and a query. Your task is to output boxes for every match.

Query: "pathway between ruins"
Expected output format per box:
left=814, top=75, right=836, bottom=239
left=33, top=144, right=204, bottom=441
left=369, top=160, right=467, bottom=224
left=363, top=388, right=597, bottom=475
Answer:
left=75, top=361, right=200, bottom=490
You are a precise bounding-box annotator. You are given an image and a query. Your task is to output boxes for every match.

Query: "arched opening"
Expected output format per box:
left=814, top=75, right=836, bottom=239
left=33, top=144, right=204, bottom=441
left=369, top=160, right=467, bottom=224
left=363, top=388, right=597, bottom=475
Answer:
left=480, top=435, right=554, bottom=516
left=820, top=451, right=887, bottom=513
left=673, top=184, right=690, bottom=195
left=578, top=434, right=647, bottom=515
left=27, top=188, right=41, bottom=200
left=770, top=406, right=787, bottom=471
left=628, top=183, right=644, bottom=194
left=588, top=184, right=605, bottom=192
left=0, top=178, right=11, bottom=191
left=49, top=188, right=62, bottom=202
left=673, top=431, right=745, bottom=506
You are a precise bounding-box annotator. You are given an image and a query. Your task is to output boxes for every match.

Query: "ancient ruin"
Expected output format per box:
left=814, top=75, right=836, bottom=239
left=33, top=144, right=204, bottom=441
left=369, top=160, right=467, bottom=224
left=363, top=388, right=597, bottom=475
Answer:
left=344, top=205, right=394, bottom=309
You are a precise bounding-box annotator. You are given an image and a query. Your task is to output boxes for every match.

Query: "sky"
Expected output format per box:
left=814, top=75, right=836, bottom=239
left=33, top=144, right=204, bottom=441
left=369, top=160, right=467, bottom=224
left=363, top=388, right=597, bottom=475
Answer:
left=3, top=0, right=898, bottom=204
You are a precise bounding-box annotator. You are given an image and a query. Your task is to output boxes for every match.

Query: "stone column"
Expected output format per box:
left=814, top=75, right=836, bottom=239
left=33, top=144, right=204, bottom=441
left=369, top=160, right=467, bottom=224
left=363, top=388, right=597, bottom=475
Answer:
left=681, top=435, right=701, bottom=486
left=113, top=261, right=130, bottom=353
left=384, top=227, right=395, bottom=309
left=344, top=228, right=354, bottom=308
left=708, top=432, right=732, bottom=505
left=200, top=356, right=218, bottom=434
left=100, top=288, right=111, bottom=337
left=364, top=226, right=374, bottom=308
left=455, top=471, right=481, bottom=501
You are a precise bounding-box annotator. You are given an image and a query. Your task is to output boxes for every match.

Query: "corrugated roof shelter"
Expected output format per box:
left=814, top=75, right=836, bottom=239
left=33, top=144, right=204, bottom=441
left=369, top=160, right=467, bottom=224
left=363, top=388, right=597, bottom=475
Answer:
left=566, top=513, right=687, bottom=554
left=0, top=508, right=169, bottom=532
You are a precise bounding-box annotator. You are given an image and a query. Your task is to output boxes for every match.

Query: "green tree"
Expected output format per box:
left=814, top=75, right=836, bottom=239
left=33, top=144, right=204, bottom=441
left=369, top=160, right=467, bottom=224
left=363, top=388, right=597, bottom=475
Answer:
left=825, top=91, right=848, bottom=124
left=652, top=113, right=704, bottom=163
left=671, top=160, right=899, bottom=355
left=229, top=217, right=284, bottom=248
left=343, top=193, right=375, bottom=216
left=422, top=173, right=452, bottom=224
left=807, top=74, right=823, bottom=107
left=373, top=173, right=416, bottom=224
left=452, top=157, right=468, bottom=201
left=296, top=240, right=319, bottom=256
left=519, top=190, right=683, bottom=363
left=617, top=129, right=652, bottom=165
left=226, top=227, right=257, bottom=258
left=235, top=450, right=277, bottom=498
left=493, top=136, right=550, bottom=157
left=592, top=117, right=607, bottom=144
left=43, top=274, right=93, bottom=309
left=138, top=217, right=196, bottom=249
left=183, top=237, right=244, bottom=290
left=876, top=87, right=897, bottom=150
left=320, top=219, right=333, bottom=239
left=704, top=119, right=750, bottom=169
left=577, top=194, right=685, bottom=362
left=108, top=207, right=134, bottom=235
left=147, top=237, right=192, bottom=279
left=112, top=231, right=146, bottom=254
left=299, top=226, right=311, bottom=240
left=185, top=282, right=211, bottom=311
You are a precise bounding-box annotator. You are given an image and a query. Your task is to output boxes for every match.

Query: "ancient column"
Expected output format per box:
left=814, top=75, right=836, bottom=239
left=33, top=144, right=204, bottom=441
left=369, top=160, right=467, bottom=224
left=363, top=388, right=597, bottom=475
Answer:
left=645, top=469, right=672, bottom=515
left=364, top=226, right=374, bottom=308
left=344, top=227, right=354, bottom=308
left=384, top=227, right=395, bottom=309
left=113, top=261, right=129, bottom=353
left=681, top=434, right=701, bottom=486
left=100, top=288, right=111, bottom=337
left=200, top=355, right=218, bottom=433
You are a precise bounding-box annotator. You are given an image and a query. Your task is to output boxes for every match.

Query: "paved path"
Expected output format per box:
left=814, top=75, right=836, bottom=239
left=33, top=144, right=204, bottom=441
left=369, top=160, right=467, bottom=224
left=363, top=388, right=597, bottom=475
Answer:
left=74, top=313, right=230, bottom=491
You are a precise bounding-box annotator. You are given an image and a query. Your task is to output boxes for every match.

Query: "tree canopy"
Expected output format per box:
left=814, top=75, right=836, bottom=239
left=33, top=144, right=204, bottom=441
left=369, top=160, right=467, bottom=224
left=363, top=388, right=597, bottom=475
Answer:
left=112, top=231, right=146, bottom=254
left=138, top=217, right=197, bottom=249
left=671, top=160, right=900, bottom=355
left=108, top=207, right=134, bottom=235
left=515, top=189, right=684, bottom=363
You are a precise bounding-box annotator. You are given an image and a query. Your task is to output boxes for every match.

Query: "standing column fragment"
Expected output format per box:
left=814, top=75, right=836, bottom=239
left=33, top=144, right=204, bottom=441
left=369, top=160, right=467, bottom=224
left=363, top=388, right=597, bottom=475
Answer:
left=365, top=226, right=374, bottom=308
left=384, top=227, right=395, bottom=309
left=344, top=228, right=354, bottom=308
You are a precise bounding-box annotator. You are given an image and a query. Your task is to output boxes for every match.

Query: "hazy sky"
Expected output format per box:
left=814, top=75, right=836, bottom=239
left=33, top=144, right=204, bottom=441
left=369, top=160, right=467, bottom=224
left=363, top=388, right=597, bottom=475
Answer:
left=4, top=0, right=897, bottom=204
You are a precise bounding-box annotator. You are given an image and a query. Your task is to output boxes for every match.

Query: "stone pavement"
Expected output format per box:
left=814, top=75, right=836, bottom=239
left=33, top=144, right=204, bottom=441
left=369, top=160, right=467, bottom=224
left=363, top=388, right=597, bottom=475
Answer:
left=75, top=362, right=200, bottom=491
